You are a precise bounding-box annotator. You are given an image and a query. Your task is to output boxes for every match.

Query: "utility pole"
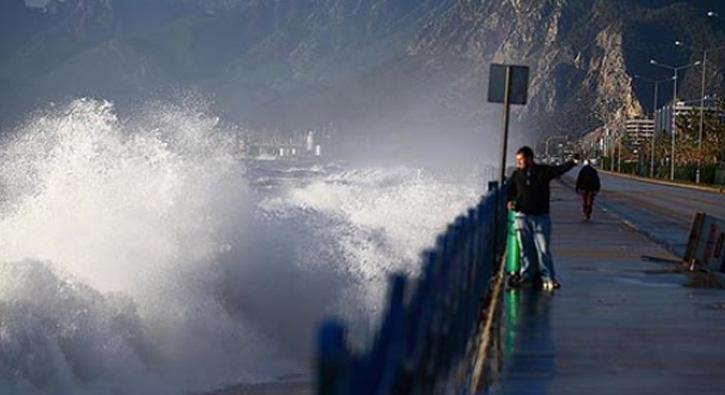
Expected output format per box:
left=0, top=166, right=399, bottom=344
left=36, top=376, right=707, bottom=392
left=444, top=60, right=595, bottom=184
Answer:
left=609, top=129, right=615, bottom=172
left=675, top=12, right=724, bottom=182
left=651, top=83, right=658, bottom=178
left=650, top=59, right=701, bottom=181
left=545, top=135, right=568, bottom=158
left=617, top=136, right=622, bottom=173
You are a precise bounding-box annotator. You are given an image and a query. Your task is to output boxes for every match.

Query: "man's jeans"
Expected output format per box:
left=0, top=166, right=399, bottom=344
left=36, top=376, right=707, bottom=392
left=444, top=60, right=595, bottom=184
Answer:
left=514, top=212, right=555, bottom=281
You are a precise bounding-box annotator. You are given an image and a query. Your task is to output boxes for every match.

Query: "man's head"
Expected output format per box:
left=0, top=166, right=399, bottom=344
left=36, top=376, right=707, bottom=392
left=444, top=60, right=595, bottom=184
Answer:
left=515, top=146, right=534, bottom=170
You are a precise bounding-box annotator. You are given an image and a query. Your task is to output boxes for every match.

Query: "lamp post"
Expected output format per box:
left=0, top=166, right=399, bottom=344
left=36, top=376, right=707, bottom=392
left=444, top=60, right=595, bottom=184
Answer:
left=649, top=59, right=701, bottom=180
left=617, top=134, right=622, bottom=172
left=634, top=74, right=673, bottom=178
left=633, top=148, right=640, bottom=175
left=545, top=135, right=568, bottom=158
left=607, top=127, right=615, bottom=171
left=674, top=39, right=725, bottom=183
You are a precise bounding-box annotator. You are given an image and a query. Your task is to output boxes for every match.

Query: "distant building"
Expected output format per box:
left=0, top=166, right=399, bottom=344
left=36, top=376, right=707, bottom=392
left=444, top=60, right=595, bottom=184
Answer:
left=242, top=128, right=324, bottom=160
left=654, top=98, right=721, bottom=138
left=306, top=131, right=315, bottom=152
left=625, top=118, right=654, bottom=147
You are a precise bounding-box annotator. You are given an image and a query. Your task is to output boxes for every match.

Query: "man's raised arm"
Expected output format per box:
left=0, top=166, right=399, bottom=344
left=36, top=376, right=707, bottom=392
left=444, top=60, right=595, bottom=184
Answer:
left=547, top=158, right=578, bottom=180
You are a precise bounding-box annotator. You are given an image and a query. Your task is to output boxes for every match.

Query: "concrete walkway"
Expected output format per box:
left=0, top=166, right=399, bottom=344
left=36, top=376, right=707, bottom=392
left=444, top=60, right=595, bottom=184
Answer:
left=487, top=181, right=725, bottom=395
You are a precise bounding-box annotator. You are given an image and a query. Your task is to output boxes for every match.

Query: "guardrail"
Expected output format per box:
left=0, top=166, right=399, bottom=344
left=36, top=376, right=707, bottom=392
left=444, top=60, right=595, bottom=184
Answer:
left=317, top=182, right=507, bottom=395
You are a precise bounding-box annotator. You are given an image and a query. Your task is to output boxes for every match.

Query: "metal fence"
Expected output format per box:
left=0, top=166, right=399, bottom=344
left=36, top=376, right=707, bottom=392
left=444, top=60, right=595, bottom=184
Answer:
left=317, top=182, right=508, bottom=395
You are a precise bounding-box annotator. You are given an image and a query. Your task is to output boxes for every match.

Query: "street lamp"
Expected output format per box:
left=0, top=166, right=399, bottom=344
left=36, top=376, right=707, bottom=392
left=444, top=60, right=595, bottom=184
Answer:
left=634, top=74, right=673, bottom=178
left=674, top=38, right=725, bottom=183
left=545, top=135, right=568, bottom=158
left=649, top=58, right=701, bottom=180
left=617, top=133, right=622, bottom=172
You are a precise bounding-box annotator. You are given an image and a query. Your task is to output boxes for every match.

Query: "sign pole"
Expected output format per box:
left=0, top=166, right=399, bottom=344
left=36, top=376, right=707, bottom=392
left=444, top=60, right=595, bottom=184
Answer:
left=488, top=63, right=529, bottom=276
left=496, top=67, right=512, bottom=263
left=499, top=66, right=512, bottom=186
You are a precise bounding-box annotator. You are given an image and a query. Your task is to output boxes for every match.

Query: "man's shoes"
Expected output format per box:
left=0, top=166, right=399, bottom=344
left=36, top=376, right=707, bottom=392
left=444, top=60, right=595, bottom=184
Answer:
left=542, top=278, right=561, bottom=290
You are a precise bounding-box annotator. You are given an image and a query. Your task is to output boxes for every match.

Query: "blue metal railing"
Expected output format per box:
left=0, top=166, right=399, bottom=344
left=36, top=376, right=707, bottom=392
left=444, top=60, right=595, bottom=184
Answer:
left=317, top=182, right=507, bottom=394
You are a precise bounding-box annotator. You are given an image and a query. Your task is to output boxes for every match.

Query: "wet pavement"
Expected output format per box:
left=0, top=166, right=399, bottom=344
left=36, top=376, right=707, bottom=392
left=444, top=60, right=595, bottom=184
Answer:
left=566, top=171, right=725, bottom=257
left=487, top=180, right=725, bottom=395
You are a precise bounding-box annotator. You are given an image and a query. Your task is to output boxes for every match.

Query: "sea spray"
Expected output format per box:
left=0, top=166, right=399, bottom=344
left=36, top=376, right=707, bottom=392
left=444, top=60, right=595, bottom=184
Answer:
left=0, top=98, right=291, bottom=394
left=256, top=166, right=482, bottom=346
left=0, top=98, right=485, bottom=393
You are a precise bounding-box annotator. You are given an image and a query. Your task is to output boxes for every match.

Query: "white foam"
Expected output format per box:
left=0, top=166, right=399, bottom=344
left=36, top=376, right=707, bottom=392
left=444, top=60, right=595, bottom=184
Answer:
left=257, top=166, right=482, bottom=340
left=0, top=98, right=292, bottom=394
left=0, top=98, right=485, bottom=393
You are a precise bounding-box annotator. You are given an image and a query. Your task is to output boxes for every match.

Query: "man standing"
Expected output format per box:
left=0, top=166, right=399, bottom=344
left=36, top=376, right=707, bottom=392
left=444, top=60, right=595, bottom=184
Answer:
left=575, top=160, right=601, bottom=220
left=506, top=146, right=577, bottom=290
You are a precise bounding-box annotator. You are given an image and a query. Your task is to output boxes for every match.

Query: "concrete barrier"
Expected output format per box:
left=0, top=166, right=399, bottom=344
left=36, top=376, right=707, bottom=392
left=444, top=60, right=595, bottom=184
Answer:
left=685, top=213, right=725, bottom=273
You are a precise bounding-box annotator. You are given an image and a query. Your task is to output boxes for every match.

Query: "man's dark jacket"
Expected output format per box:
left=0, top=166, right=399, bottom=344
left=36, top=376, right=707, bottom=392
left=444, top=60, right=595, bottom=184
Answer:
left=506, top=161, right=577, bottom=215
left=575, top=165, right=601, bottom=193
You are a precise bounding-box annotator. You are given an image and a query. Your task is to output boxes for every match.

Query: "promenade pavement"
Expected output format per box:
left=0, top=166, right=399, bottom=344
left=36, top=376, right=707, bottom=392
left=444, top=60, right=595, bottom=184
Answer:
left=487, top=180, right=725, bottom=395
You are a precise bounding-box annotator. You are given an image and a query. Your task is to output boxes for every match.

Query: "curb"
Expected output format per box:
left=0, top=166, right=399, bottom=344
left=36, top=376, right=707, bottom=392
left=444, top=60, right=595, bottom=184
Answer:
left=469, top=260, right=505, bottom=392
left=599, top=170, right=725, bottom=194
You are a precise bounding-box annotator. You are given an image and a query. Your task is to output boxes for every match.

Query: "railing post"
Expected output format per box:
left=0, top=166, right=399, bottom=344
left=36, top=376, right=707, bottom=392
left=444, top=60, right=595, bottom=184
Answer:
left=378, top=274, right=407, bottom=395
left=316, top=183, right=509, bottom=395
left=318, top=320, right=348, bottom=395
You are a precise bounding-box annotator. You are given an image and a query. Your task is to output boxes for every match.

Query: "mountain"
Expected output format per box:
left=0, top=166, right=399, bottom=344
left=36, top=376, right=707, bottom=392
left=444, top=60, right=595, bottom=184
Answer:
left=2, top=0, right=724, bottom=157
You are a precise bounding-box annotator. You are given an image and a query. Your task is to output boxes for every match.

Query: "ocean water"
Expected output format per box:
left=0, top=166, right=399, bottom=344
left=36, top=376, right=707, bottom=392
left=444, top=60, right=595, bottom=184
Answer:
left=0, top=98, right=484, bottom=394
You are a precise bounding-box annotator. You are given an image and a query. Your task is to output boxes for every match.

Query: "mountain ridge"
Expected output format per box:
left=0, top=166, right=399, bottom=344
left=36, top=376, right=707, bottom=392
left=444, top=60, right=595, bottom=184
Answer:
left=2, top=0, right=724, bottom=154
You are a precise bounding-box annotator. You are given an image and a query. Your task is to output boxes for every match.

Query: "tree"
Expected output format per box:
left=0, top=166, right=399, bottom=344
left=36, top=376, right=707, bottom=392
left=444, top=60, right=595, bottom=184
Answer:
left=674, top=98, right=725, bottom=165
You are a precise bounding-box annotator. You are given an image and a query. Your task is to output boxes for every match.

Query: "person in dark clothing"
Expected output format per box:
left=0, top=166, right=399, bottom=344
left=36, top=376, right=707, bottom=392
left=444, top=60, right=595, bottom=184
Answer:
left=506, top=146, right=578, bottom=290
left=575, top=160, right=601, bottom=220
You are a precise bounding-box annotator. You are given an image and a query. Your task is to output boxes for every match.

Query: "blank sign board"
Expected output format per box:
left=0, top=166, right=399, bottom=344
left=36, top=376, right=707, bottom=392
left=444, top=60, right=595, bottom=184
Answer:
left=487, top=64, right=529, bottom=105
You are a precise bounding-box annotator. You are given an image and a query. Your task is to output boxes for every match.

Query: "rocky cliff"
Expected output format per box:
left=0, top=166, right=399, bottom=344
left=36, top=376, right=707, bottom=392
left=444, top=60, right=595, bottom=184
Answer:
left=2, top=0, right=724, bottom=149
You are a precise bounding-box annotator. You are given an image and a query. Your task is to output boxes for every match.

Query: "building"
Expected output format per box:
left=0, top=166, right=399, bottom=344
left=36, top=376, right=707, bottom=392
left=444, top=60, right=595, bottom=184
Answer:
left=306, top=130, right=315, bottom=152
left=625, top=118, right=654, bottom=147
left=242, top=129, right=324, bottom=160
left=654, top=97, right=721, bottom=138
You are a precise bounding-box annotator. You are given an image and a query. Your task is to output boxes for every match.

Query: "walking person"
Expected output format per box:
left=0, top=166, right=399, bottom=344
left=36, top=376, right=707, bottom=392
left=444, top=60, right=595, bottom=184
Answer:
left=506, top=146, right=578, bottom=290
left=575, top=160, right=601, bottom=220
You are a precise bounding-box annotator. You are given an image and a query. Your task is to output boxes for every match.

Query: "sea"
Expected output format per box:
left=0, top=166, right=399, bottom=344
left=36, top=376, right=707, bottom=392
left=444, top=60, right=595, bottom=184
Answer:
left=0, top=98, right=488, bottom=394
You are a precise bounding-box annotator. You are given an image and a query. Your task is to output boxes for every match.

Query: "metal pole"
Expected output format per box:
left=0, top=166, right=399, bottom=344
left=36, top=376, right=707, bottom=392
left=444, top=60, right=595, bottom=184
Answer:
left=609, top=129, right=615, bottom=172
left=544, top=135, right=567, bottom=158
left=696, top=51, right=707, bottom=184
left=618, top=136, right=622, bottom=172
left=496, top=65, right=515, bottom=271
left=670, top=69, right=678, bottom=181
left=650, top=82, right=658, bottom=178
left=499, top=66, right=512, bottom=185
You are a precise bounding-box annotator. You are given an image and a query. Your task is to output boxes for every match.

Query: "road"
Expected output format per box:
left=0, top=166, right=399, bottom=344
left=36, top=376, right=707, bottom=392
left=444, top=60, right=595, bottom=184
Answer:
left=562, top=170, right=725, bottom=257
